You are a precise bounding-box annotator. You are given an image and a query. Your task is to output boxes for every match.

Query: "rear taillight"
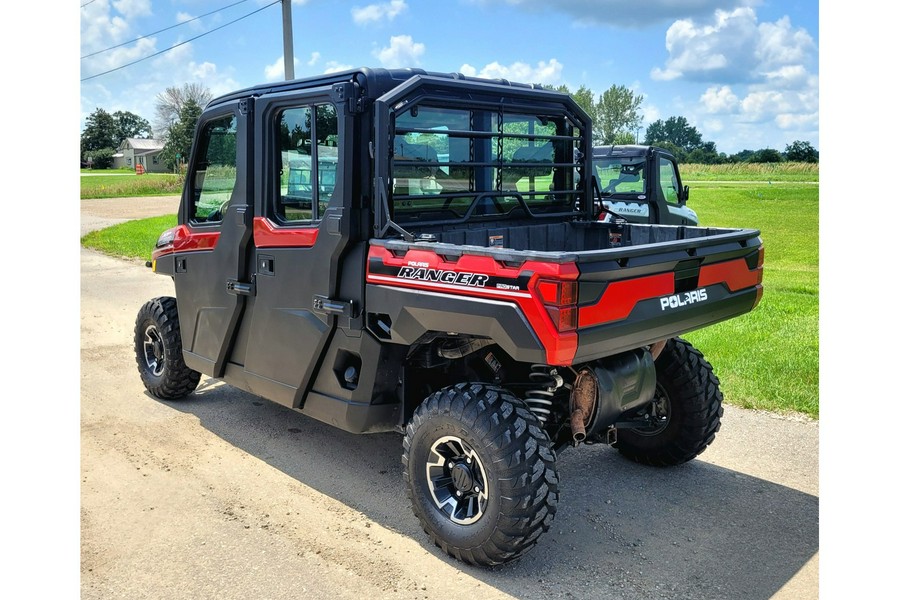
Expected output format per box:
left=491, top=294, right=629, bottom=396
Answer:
left=537, top=279, right=579, bottom=332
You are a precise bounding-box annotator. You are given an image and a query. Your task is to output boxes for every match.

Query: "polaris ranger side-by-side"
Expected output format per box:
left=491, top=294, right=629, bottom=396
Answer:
left=134, top=68, right=763, bottom=566
left=593, top=144, right=698, bottom=226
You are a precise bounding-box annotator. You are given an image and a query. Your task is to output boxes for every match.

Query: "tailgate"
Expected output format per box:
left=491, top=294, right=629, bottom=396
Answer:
left=366, top=227, right=763, bottom=366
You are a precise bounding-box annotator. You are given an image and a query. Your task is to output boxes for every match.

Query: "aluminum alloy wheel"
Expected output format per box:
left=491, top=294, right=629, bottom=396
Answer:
left=425, top=435, right=489, bottom=525
left=142, top=324, right=165, bottom=377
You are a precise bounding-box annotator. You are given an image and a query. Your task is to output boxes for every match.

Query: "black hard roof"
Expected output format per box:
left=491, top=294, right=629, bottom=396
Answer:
left=207, top=66, right=551, bottom=109
left=592, top=144, right=657, bottom=158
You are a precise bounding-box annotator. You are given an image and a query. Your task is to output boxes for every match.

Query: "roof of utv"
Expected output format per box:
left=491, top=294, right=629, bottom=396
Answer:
left=207, top=66, right=553, bottom=110
left=593, top=145, right=659, bottom=159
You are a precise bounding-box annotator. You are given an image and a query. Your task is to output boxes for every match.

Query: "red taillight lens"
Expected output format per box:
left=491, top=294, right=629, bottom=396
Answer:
left=537, top=280, right=578, bottom=306
left=537, top=279, right=579, bottom=332
left=546, top=306, right=578, bottom=332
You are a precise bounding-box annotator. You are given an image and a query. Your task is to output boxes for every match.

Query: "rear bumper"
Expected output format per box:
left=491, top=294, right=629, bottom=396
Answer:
left=573, top=284, right=761, bottom=363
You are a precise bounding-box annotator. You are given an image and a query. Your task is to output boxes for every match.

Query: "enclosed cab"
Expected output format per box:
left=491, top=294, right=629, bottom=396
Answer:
left=593, top=144, right=697, bottom=225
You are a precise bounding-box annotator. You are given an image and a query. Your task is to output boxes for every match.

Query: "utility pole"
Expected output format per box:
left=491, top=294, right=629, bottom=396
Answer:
left=282, top=0, right=295, bottom=80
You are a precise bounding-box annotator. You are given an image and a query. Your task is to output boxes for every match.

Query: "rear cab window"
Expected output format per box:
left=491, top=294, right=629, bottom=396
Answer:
left=390, top=105, right=582, bottom=225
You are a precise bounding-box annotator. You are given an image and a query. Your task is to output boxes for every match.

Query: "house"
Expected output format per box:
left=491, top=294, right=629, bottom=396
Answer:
left=112, top=138, right=167, bottom=172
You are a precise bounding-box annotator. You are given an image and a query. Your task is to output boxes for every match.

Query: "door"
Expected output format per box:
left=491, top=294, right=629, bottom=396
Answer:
left=655, top=154, right=697, bottom=225
left=173, top=100, right=254, bottom=377
left=238, top=91, right=357, bottom=409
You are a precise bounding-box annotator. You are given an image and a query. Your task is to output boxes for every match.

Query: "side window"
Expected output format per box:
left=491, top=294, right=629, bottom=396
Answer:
left=191, top=114, right=238, bottom=223
left=277, top=103, right=339, bottom=223
left=659, top=157, right=680, bottom=205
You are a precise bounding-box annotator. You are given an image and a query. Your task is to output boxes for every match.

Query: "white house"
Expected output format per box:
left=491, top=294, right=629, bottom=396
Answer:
left=112, top=138, right=167, bottom=172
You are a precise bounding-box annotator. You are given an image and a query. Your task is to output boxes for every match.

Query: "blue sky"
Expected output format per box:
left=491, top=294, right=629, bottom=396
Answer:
left=79, top=0, right=819, bottom=155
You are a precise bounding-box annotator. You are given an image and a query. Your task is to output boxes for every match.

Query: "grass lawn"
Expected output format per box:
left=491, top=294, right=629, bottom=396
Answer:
left=82, top=215, right=177, bottom=261
left=683, top=183, right=818, bottom=418
left=81, top=172, right=183, bottom=199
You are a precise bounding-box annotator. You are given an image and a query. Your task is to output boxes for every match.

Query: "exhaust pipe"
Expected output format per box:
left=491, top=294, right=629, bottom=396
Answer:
left=569, top=369, right=598, bottom=444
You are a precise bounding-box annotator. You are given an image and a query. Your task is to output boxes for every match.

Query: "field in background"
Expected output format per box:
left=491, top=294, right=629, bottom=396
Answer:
left=680, top=161, right=818, bottom=182
left=81, top=172, right=183, bottom=199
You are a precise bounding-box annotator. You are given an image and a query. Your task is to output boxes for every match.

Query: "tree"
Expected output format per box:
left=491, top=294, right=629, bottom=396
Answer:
left=113, top=110, right=152, bottom=140
left=594, top=84, right=643, bottom=145
left=645, top=116, right=704, bottom=153
left=155, top=83, right=212, bottom=140
left=685, top=141, right=721, bottom=164
left=729, top=149, right=756, bottom=162
left=784, top=140, right=819, bottom=163
left=80, top=108, right=118, bottom=158
left=751, top=148, right=782, bottom=163
left=161, top=98, right=203, bottom=169
left=545, top=83, right=642, bottom=145
left=89, top=147, right=116, bottom=169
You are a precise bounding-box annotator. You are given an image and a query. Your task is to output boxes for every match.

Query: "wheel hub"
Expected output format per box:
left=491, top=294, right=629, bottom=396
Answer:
left=142, top=325, right=165, bottom=377
left=425, top=436, right=489, bottom=525
left=450, top=463, right=474, bottom=493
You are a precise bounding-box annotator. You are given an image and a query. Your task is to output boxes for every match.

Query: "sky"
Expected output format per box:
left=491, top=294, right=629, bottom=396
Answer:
left=79, top=0, right=819, bottom=155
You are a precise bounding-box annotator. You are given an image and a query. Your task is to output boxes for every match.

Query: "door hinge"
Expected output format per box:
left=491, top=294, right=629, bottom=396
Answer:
left=312, top=295, right=355, bottom=318
left=226, top=277, right=256, bottom=296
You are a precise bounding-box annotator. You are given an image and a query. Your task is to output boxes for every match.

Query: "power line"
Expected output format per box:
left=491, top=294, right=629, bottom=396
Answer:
left=81, top=0, right=98, bottom=7
left=81, top=0, right=253, bottom=60
left=81, top=0, right=280, bottom=82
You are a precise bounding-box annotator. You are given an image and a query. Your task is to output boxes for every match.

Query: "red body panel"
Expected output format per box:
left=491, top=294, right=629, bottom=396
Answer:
left=253, top=217, right=319, bottom=248
left=151, top=225, right=219, bottom=261
left=367, top=246, right=579, bottom=365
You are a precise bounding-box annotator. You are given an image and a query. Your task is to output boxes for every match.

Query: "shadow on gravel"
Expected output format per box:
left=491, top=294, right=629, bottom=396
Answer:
left=161, top=379, right=818, bottom=600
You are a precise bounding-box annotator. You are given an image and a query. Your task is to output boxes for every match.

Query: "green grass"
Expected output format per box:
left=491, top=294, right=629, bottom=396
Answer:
left=683, top=183, right=818, bottom=418
left=81, top=168, right=134, bottom=174
left=81, top=214, right=177, bottom=261
left=81, top=172, right=184, bottom=199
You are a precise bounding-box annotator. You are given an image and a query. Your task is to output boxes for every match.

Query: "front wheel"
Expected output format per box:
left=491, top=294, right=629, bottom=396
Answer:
left=403, top=383, right=558, bottom=566
left=134, top=297, right=200, bottom=400
left=615, top=338, right=723, bottom=466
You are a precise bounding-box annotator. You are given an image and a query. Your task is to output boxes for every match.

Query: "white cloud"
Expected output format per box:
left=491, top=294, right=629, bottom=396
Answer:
left=647, top=6, right=818, bottom=152
left=374, top=35, right=425, bottom=68
left=307, top=51, right=321, bottom=66
left=652, top=7, right=761, bottom=83
left=700, top=85, right=739, bottom=114
left=324, top=61, right=354, bottom=74
left=263, top=55, right=301, bottom=82
left=112, top=0, right=152, bottom=19
left=761, top=65, right=815, bottom=91
left=488, top=0, right=746, bottom=29
left=457, top=59, right=564, bottom=84
left=352, top=0, right=408, bottom=25
left=652, top=7, right=816, bottom=84
left=757, top=16, right=816, bottom=68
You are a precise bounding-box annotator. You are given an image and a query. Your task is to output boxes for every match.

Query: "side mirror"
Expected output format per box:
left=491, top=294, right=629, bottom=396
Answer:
left=682, top=185, right=690, bottom=204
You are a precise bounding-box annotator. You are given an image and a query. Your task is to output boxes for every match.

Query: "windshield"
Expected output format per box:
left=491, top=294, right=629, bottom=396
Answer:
left=595, top=157, right=646, bottom=195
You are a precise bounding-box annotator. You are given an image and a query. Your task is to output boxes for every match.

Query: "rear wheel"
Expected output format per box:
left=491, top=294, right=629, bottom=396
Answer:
left=134, top=297, right=200, bottom=400
left=615, top=338, right=723, bottom=466
left=403, top=383, right=558, bottom=566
